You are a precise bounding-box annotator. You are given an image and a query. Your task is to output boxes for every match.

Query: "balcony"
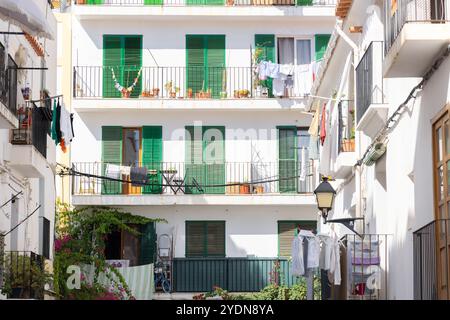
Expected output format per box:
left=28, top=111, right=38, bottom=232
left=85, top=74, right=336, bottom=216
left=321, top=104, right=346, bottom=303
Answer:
left=0, top=43, right=19, bottom=129
left=333, top=100, right=356, bottom=178
left=9, top=107, right=52, bottom=177
left=384, top=0, right=450, bottom=77
left=73, top=66, right=312, bottom=110
left=71, top=161, right=317, bottom=206
left=355, top=41, right=388, bottom=139
left=413, top=219, right=450, bottom=300
left=67, top=0, right=337, bottom=19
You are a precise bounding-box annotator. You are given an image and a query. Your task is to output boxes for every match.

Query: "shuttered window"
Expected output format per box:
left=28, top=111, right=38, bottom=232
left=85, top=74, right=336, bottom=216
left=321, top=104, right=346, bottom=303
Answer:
left=278, top=126, right=297, bottom=193
left=140, top=222, right=157, bottom=265
left=314, top=34, right=331, bottom=61
left=142, top=126, right=163, bottom=194
left=186, top=35, right=225, bottom=98
left=278, top=221, right=317, bottom=258
left=186, top=0, right=224, bottom=6
left=144, top=0, right=163, bottom=4
left=42, top=218, right=50, bottom=259
left=297, top=0, right=313, bottom=5
left=185, top=126, right=225, bottom=194
left=255, top=34, right=275, bottom=97
left=86, top=0, right=103, bottom=4
left=101, top=126, right=123, bottom=194
left=186, top=221, right=225, bottom=257
left=103, top=35, right=142, bottom=98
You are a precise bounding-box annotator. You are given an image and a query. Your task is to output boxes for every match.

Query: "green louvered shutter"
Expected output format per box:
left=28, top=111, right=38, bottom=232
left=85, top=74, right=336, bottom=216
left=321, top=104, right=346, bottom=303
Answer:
left=102, top=126, right=122, bottom=194
left=87, top=0, right=103, bottom=4
left=206, top=36, right=225, bottom=99
left=186, top=0, right=224, bottom=5
left=185, top=126, right=204, bottom=194
left=203, top=126, right=225, bottom=194
left=140, top=222, right=156, bottom=265
left=278, top=127, right=297, bottom=193
left=255, top=34, right=275, bottom=97
left=297, top=0, right=313, bottom=5
left=314, top=34, right=331, bottom=61
left=142, top=126, right=162, bottom=194
left=186, top=222, right=205, bottom=257
left=123, top=36, right=142, bottom=98
left=186, top=35, right=206, bottom=96
left=278, top=221, right=316, bottom=257
left=103, top=36, right=122, bottom=98
left=144, top=0, right=163, bottom=4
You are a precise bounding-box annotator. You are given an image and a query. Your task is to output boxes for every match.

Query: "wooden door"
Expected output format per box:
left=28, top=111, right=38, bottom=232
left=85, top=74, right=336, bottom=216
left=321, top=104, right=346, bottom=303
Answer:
left=432, top=106, right=450, bottom=300
left=122, top=128, right=142, bottom=195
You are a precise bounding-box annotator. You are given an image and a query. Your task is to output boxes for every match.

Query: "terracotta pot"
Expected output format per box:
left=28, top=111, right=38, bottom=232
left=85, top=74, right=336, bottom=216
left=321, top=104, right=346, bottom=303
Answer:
left=226, top=183, right=240, bottom=194
left=152, top=88, right=160, bottom=97
left=170, top=92, right=177, bottom=98
left=239, top=183, right=251, bottom=194
left=77, top=0, right=86, bottom=4
left=253, top=186, right=264, bottom=194
left=234, top=90, right=240, bottom=98
left=187, top=90, right=193, bottom=99
left=121, top=91, right=131, bottom=98
left=226, top=0, right=234, bottom=5
left=342, top=139, right=355, bottom=152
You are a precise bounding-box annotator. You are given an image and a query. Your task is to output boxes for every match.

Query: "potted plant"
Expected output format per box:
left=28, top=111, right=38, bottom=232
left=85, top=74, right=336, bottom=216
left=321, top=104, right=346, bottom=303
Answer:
left=141, top=89, right=151, bottom=98
left=253, top=185, right=264, bottom=194
left=226, top=0, right=234, bottom=5
left=187, top=88, right=193, bottom=99
left=226, top=182, right=240, bottom=195
left=165, top=81, right=179, bottom=98
left=239, top=89, right=250, bottom=98
left=152, top=88, right=160, bottom=97
left=342, top=110, right=356, bottom=152
left=239, top=181, right=251, bottom=194
left=234, top=90, right=240, bottom=98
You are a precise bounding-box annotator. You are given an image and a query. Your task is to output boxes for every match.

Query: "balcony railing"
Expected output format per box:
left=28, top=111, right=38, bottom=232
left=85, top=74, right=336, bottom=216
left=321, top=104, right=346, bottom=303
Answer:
left=0, top=251, right=45, bottom=299
left=73, top=65, right=314, bottom=100
left=72, top=161, right=316, bottom=196
left=355, top=41, right=384, bottom=125
left=413, top=219, right=450, bottom=300
left=0, top=43, right=18, bottom=117
left=338, top=100, right=355, bottom=153
left=72, top=0, right=336, bottom=7
left=10, top=106, right=51, bottom=158
left=385, top=0, right=450, bottom=53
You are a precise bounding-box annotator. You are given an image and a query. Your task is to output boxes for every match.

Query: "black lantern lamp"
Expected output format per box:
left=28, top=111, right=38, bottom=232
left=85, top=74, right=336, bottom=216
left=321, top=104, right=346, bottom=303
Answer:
left=314, top=176, right=336, bottom=223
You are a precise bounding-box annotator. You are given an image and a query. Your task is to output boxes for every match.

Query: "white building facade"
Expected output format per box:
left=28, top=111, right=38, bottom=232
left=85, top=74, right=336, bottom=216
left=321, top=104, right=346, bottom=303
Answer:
left=60, top=1, right=337, bottom=292
left=0, top=0, right=58, bottom=299
left=310, top=0, right=450, bottom=300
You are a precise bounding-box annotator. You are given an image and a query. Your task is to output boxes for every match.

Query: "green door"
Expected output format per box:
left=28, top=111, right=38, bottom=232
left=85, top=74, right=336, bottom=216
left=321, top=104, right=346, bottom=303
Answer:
left=185, top=126, right=205, bottom=194
left=255, top=34, right=275, bottom=97
left=203, top=126, right=225, bottom=194
left=186, top=35, right=225, bottom=98
left=314, top=34, right=331, bottom=61
left=139, top=222, right=157, bottom=265
left=103, top=35, right=142, bottom=98
left=278, top=127, right=297, bottom=193
left=102, top=126, right=123, bottom=194
left=142, top=126, right=163, bottom=194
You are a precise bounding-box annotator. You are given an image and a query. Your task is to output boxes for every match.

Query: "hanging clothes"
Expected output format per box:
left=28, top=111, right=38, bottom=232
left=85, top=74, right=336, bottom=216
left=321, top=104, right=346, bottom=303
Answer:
left=51, top=98, right=59, bottom=144
left=272, top=78, right=285, bottom=97
left=55, top=101, right=62, bottom=145
left=328, top=237, right=341, bottom=285
left=257, top=61, right=270, bottom=80
left=59, top=105, right=73, bottom=146
left=306, top=236, right=320, bottom=269
left=308, top=104, right=320, bottom=137
left=105, top=164, right=121, bottom=180
left=70, top=113, right=75, bottom=142
left=120, top=165, right=131, bottom=176
left=299, top=147, right=307, bottom=182
left=320, top=103, right=327, bottom=146
left=291, top=234, right=305, bottom=276
left=267, top=62, right=280, bottom=79
left=319, top=236, right=332, bottom=271
left=130, top=167, right=148, bottom=187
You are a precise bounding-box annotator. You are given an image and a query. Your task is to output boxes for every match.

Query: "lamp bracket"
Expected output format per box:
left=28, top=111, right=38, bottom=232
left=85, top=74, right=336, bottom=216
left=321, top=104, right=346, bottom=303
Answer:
left=325, top=217, right=364, bottom=238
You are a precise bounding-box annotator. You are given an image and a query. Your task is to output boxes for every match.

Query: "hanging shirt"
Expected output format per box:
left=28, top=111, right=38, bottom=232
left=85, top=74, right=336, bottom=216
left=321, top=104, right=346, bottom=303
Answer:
left=55, top=102, right=62, bottom=145
left=105, top=164, right=121, bottom=180
left=306, top=236, right=320, bottom=269
left=258, top=61, right=270, bottom=80
left=329, top=238, right=341, bottom=285
left=291, top=235, right=305, bottom=276
left=279, top=64, right=294, bottom=77
left=319, top=236, right=332, bottom=271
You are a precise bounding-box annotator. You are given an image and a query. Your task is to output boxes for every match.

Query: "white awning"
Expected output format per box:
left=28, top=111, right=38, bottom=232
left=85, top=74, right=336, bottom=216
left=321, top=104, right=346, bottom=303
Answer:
left=0, top=0, right=55, bottom=40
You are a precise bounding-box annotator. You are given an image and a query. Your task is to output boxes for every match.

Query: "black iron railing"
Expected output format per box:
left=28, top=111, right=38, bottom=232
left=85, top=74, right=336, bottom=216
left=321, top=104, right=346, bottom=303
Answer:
left=73, top=0, right=336, bottom=7
left=72, top=161, right=316, bottom=195
left=0, top=43, right=18, bottom=118
left=0, top=251, right=45, bottom=299
left=413, top=219, right=449, bottom=300
left=10, top=106, right=51, bottom=158
left=338, top=100, right=355, bottom=154
left=355, top=41, right=384, bottom=125
left=385, top=0, right=450, bottom=53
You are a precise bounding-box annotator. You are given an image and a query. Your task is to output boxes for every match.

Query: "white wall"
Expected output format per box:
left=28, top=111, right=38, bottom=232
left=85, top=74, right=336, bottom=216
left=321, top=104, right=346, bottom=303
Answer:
left=121, top=204, right=318, bottom=258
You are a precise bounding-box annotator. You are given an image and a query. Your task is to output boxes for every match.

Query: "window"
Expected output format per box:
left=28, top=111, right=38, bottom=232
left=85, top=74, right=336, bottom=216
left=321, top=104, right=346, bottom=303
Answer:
left=278, top=126, right=297, bottom=193
left=103, top=35, right=142, bottom=98
left=278, top=220, right=316, bottom=257
left=42, top=218, right=50, bottom=259
left=0, top=42, right=18, bottom=115
left=186, top=221, right=225, bottom=257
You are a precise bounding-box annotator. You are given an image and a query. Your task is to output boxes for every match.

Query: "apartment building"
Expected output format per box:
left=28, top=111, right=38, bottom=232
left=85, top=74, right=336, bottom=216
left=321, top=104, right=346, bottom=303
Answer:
left=58, top=0, right=336, bottom=292
left=310, top=0, right=450, bottom=299
left=0, top=0, right=58, bottom=299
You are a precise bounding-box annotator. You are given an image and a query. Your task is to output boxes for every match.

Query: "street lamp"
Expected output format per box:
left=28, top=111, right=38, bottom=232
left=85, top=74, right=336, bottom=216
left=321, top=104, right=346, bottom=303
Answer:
left=314, top=176, right=336, bottom=223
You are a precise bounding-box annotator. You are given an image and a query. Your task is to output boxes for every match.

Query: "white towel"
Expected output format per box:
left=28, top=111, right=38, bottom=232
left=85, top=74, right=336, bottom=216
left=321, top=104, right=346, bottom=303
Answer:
left=105, top=164, right=121, bottom=180
left=59, top=105, right=73, bottom=145
left=279, top=64, right=294, bottom=76
left=272, top=78, right=285, bottom=97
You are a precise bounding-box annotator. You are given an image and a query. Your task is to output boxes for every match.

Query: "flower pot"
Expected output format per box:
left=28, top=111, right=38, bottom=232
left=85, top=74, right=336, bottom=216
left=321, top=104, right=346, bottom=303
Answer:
left=152, top=88, right=160, bottom=97
left=226, top=0, right=234, bottom=5
left=239, top=183, right=251, bottom=194
left=121, top=91, right=131, bottom=98
left=234, top=90, right=240, bottom=98
left=170, top=92, right=177, bottom=99
left=187, top=89, right=193, bottom=99
left=253, top=186, right=264, bottom=194
left=226, top=183, right=240, bottom=194
left=341, top=139, right=355, bottom=152
left=220, top=91, right=227, bottom=99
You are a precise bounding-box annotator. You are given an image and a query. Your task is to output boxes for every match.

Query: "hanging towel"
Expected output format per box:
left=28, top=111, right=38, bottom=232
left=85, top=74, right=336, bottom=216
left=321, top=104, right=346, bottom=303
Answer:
left=258, top=61, right=269, bottom=80
left=319, top=237, right=332, bottom=271
left=291, top=235, right=305, bottom=276
left=320, top=103, right=327, bottom=145
left=120, top=165, right=131, bottom=176
left=130, top=167, right=148, bottom=187
left=272, top=78, right=285, bottom=97
left=328, top=238, right=341, bottom=285
left=299, top=147, right=307, bottom=182
left=306, top=236, right=320, bottom=269
left=59, top=105, right=73, bottom=146
left=267, top=62, right=280, bottom=79
left=293, top=64, right=312, bottom=97
left=105, top=164, right=121, bottom=180
left=279, top=64, right=294, bottom=77
left=308, top=104, right=320, bottom=137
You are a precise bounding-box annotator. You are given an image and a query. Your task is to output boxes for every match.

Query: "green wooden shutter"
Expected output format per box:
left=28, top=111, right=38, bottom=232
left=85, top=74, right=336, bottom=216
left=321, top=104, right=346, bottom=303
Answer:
left=186, top=0, right=224, bottom=5
left=102, top=126, right=122, bottom=194
left=103, top=35, right=122, bottom=98
left=314, top=34, right=331, bottom=61
left=185, top=126, right=204, bottom=194
left=206, top=221, right=225, bottom=257
left=297, top=0, right=313, bottom=5
left=186, top=222, right=206, bottom=257
left=255, top=34, right=275, bottom=97
left=206, top=35, right=225, bottom=98
left=140, top=222, right=156, bottom=265
left=278, top=221, right=316, bottom=257
left=144, top=0, right=163, bottom=4
left=203, top=126, right=225, bottom=194
left=186, top=35, right=206, bottom=96
left=123, top=36, right=142, bottom=98
left=142, top=126, right=162, bottom=194
left=278, top=127, right=297, bottom=193
left=87, top=0, right=103, bottom=4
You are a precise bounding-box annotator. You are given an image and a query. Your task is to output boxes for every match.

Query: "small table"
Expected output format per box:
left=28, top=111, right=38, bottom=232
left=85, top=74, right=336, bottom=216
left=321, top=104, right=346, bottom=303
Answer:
left=160, top=169, right=183, bottom=194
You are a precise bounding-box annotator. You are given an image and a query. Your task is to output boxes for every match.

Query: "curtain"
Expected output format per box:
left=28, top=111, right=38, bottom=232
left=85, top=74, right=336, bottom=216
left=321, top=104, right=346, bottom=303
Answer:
left=294, top=39, right=312, bottom=96
left=277, top=38, right=295, bottom=65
